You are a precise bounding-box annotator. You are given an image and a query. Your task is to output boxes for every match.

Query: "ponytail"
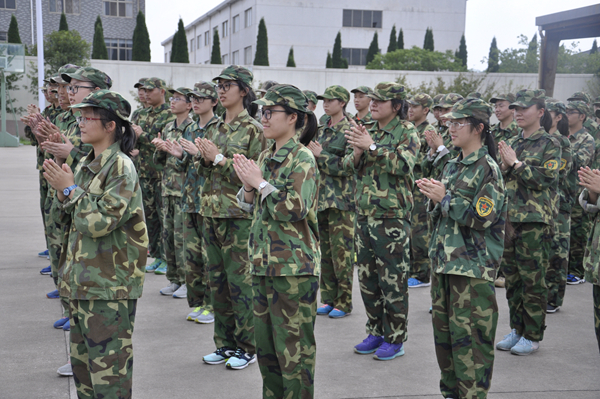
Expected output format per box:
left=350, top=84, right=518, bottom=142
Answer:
left=556, top=114, right=569, bottom=136
left=282, top=104, right=318, bottom=146
left=466, top=116, right=497, bottom=163
left=391, top=99, right=408, bottom=119
left=95, top=107, right=137, bottom=157
left=237, top=80, right=258, bottom=118
left=540, top=109, right=553, bottom=133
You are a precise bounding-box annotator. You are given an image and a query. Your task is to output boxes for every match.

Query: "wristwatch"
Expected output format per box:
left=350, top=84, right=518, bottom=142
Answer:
left=258, top=181, right=268, bottom=192
left=513, top=159, right=521, bottom=167
left=63, top=184, right=78, bottom=197
left=213, top=153, right=224, bottom=166
left=369, top=143, right=377, bottom=151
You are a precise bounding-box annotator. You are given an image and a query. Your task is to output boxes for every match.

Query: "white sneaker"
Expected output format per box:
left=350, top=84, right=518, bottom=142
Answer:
left=160, top=283, right=180, bottom=296
left=173, top=284, right=187, bottom=298
left=57, top=362, right=73, bottom=376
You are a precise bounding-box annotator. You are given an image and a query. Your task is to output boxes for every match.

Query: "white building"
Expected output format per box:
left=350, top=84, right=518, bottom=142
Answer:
left=161, top=0, right=467, bottom=68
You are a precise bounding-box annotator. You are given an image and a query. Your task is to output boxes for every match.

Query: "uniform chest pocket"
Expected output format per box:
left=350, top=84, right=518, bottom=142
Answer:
left=453, top=177, right=477, bottom=202
left=227, top=142, right=250, bottom=156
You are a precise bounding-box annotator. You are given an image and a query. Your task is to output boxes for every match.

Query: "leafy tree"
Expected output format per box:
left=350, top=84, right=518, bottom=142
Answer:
left=326, top=51, right=332, bottom=68
left=367, top=46, right=466, bottom=72
left=591, top=39, right=598, bottom=55
left=366, top=32, right=380, bottom=65
left=286, top=47, right=296, bottom=67
left=457, top=33, right=467, bottom=67
left=525, top=33, right=538, bottom=73
left=332, top=32, right=345, bottom=68
left=394, top=72, right=504, bottom=101
left=398, top=28, right=404, bottom=50
left=423, top=28, right=434, bottom=51
left=44, top=30, right=90, bottom=72
left=254, top=18, right=269, bottom=66
left=92, top=16, right=108, bottom=60
left=487, top=37, right=499, bottom=72
left=388, top=25, right=397, bottom=53
left=59, top=13, right=69, bottom=31
left=132, top=11, right=151, bottom=61
left=210, top=28, right=221, bottom=64
left=7, top=14, right=21, bottom=44
left=171, top=18, right=189, bottom=63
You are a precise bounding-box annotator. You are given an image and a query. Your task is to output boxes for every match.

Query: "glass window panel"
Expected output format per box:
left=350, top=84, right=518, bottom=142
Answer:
left=73, top=0, right=80, bottom=13
left=118, top=3, right=125, bottom=16
left=244, top=46, right=252, bottom=64
left=0, top=32, right=7, bottom=42
left=245, top=8, right=252, bottom=27
left=362, top=11, right=372, bottom=28
left=110, top=48, right=118, bottom=60
left=352, top=48, right=361, bottom=64
left=65, top=0, right=72, bottom=14
left=49, top=0, right=56, bottom=12
left=120, top=48, right=126, bottom=60
left=125, top=39, right=132, bottom=46
left=6, top=0, right=15, bottom=8
left=360, top=49, right=367, bottom=65
left=0, top=0, right=5, bottom=8
left=197, top=35, right=201, bottom=48
left=104, top=2, right=109, bottom=15
left=110, top=2, right=117, bottom=16
left=233, top=15, right=239, bottom=33
left=126, top=49, right=132, bottom=60
left=342, top=10, right=352, bottom=27
left=232, top=50, right=239, bottom=64
left=125, top=3, right=132, bottom=17
left=372, top=11, right=382, bottom=28
left=342, top=48, right=350, bottom=60
left=352, top=10, right=361, bottom=27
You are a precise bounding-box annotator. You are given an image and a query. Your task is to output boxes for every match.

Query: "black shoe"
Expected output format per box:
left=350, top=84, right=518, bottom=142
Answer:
left=546, top=304, right=560, bottom=313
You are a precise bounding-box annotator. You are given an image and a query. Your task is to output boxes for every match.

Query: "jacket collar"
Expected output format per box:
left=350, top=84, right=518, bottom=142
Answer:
left=267, top=135, right=299, bottom=164
left=519, top=127, right=546, bottom=141
left=83, top=141, right=121, bottom=174
left=458, top=145, right=488, bottom=166
left=219, top=109, right=250, bottom=132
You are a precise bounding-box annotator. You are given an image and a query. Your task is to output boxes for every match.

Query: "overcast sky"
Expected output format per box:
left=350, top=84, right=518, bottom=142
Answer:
left=146, top=0, right=599, bottom=71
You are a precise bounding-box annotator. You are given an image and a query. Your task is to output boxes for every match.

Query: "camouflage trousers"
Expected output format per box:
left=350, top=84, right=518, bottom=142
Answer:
left=317, top=208, right=355, bottom=313
left=569, top=206, right=592, bottom=279
left=38, top=170, right=50, bottom=249
left=203, top=217, right=255, bottom=354
left=69, top=299, right=137, bottom=399
left=410, top=191, right=431, bottom=283
left=253, top=275, right=318, bottom=399
left=501, top=222, right=550, bottom=342
left=594, top=285, right=600, bottom=353
left=183, top=212, right=212, bottom=310
left=161, top=195, right=185, bottom=285
left=547, top=211, right=571, bottom=308
left=431, top=273, right=498, bottom=399
left=140, top=177, right=163, bottom=260
left=44, top=188, right=69, bottom=317
left=355, top=216, right=410, bottom=344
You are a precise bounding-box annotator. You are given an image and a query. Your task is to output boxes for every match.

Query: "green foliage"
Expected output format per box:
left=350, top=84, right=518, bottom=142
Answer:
left=423, top=28, right=434, bottom=51
left=92, top=16, right=108, bottom=60
left=254, top=18, right=269, bottom=66
left=0, top=71, right=25, bottom=115
left=525, top=33, right=538, bottom=73
left=326, top=51, right=332, bottom=68
left=331, top=32, right=347, bottom=69
left=171, top=18, right=189, bottom=63
left=366, top=46, right=466, bottom=72
left=398, top=28, right=404, bottom=50
left=591, top=39, right=598, bottom=55
left=487, top=37, right=499, bottom=72
left=59, top=13, right=69, bottom=31
left=8, top=14, right=21, bottom=44
left=210, top=28, right=221, bottom=64
left=44, top=30, right=90, bottom=73
left=132, top=11, right=151, bottom=61
left=457, top=33, right=467, bottom=67
left=388, top=25, right=397, bottom=53
left=366, top=32, right=380, bottom=65
left=286, top=47, right=296, bottom=67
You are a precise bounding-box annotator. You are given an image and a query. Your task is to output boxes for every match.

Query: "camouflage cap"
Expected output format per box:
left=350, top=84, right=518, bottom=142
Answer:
left=546, top=99, right=567, bottom=115
left=407, top=93, right=433, bottom=108
left=368, top=82, right=407, bottom=101
left=133, top=78, right=148, bottom=89
left=168, top=87, right=193, bottom=97
left=467, top=92, right=482, bottom=99
left=351, top=86, right=373, bottom=95
left=213, top=65, right=253, bottom=86
left=256, top=80, right=279, bottom=94
left=489, top=93, right=516, bottom=104
left=70, top=89, right=131, bottom=121
left=509, top=89, right=546, bottom=109
left=596, top=108, right=600, bottom=118
left=253, top=84, right=311, bottom=114
left=51, top=64, right=80, bottom=84
left=432, top=94, right=445, bottom=109
left=143, top=77, right=168, bottom=90
left=189, top=81, right=218, bottom=99
left=317, top=85, right=350, bottom=103
left=593, top=95, right=600, bottom=106
left=62, top=66, right=112, bottom=90
left=438, top=93, right=464, bottom=108
left=303, top=90, right=318, bottom=104
left=567, top=91, right=592, bottom=104
left=566, top=100, right=591, bottom=116
left=442, top=98, right=493, bottom=122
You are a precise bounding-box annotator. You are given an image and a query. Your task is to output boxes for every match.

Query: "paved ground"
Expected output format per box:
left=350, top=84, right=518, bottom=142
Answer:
left=1, top=145, right=599, bottom=399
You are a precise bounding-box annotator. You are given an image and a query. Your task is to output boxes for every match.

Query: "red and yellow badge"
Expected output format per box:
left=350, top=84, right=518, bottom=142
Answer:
left=476, top=197, right=494, bottom=217
left=544, top=159, right=559, bottom=170
left=560, top=158, right=567, bottom=170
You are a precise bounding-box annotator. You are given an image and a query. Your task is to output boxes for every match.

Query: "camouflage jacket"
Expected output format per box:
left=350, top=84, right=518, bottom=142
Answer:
left=428, top=146, right=507, bottom=282
left=353, top=112, right=374, bottom=127
left=130, top=106, right=149, bottom=126
left=135, top=103, right=175, bottom=179
left=26, top=105, right=63, bottom=171
left=569, top=127, right=596, bottom=218
left=315, top=115, right=355, bottom=212
left=343, top=116, right=420, bottom=219
left=491, top=119, right=519, bottom=146
left=153, top=116, right=194, bottom=197
left=198, top=109, right=265, bottom=219
left=51, top=141, right=148, bottom=300
left=180, top=116, right=219, bottom=213
left=550, top=131, right=575, bottom=213
left=237, top=136, right=321, bottom=276
left=63, top=120, right=93, bottom=169
left=414, top=120, right=436, bottom=179
left=579, top=189, right=600, bottom=285
left=422, top=125, right=460, bottom=179
left=584, top=117, right=599, bottom=138
left=502, top=128, right=560, bottom=225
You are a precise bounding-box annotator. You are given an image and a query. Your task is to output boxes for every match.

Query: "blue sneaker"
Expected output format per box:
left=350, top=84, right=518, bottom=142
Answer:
left=510, top=337, right=539, bottom=356
left=429, top=306, right=432, bottom=314
left=40, top=265, right=51, bottom=275
left=38, top=249, right=49, bottom=257
left=154, top=261, right=167, bottom=275
left=46, top=289, right=59, bottom=299
left=226, top=348, right=256, bottom=370
left=145, top=259, right=162, bottom=273
left=566, top=274, right=585, bottom=285
left=354, top=334, right=384, bottom=354
left=53, top=317, right=69, bottom=329
left=374, top=342, right=405, bottom=360
left=62, top=320, right=71, bottom=331
left=408, top=278, right=431, bottom=288
left=496, top=329, right=521, bottom=351
left=203, top=347, right=236, bottom=365
left=328, top=308, right=349, bottom=318
left=317, top=304, right=333, bottom=315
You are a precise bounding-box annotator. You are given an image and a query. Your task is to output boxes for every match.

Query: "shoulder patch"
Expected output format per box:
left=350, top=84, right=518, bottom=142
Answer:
left=476, top=197, right=494, bottom=217
left=560, top=158, right=567, bottom=170
left=544, top=159, right=559, bottom=170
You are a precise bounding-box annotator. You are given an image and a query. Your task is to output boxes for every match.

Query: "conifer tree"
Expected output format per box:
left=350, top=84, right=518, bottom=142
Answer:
left=171, top=18, right=189, bottom=63
left=487, top=37, right=499, bottom=72
left=254, top=17, right=269, bottom=66
left=7, top=14, right=21, bottom=44
left=366, top=32, right=380, bottom=65
left=286, top=47, right=296, bottom=67
left=398, top=28, right=404, bottom=50
left=210, top=28, right=221, bottom=64
left=457, top=33, right=467, bottom=67
left=332, top=32, right=346, bottom=68
left=326, top=51, right=333, bottom=68
left=591, top=39, right=598, bottom=55
left=92, top=16, right=108, bottom=60
left=423, top=28, right=434, bottom=51
left=132, top=11, right=151, bottom=61
left=387, top=25, right=397, bottom=53
left=59, top=13, right=69, bottom=31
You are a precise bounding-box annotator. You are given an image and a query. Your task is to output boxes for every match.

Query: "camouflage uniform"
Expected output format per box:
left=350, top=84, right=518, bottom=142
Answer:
left=314, top=85, right=356, bottom=314
left=489, top=93, right=518, bottom=146
left=130, top=77, right=148, bottom=125
left=429, top=99, right=506, bottom=399
left=500, top=90, right=560, bottom=342
left=351, top=86, right=375, bottom=126
left=136, top=78, right=175, bottom=260
left=199, top=66, right=264, bottom=355
left=240, top=85, right=320, bottom=396
left=51, top=90, right=148, bottom=399
left=343, top=82, right=420, bottom=345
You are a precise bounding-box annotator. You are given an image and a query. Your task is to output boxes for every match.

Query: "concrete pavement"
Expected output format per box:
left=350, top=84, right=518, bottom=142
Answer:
left=1, top=145, right=599, bottom=399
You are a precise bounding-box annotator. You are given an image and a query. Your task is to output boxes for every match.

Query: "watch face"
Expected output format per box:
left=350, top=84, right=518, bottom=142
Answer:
left=370, top=144, right=376, bottom=151
left=63, top=188, right=70, bottom=195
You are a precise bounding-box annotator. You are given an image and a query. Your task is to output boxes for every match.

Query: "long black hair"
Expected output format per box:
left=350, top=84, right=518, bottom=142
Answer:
left=281, top=104, right=318, bottom=146
left=533, top=98, right=553, bottom=133
left=237, top=80, right=258, bottom=118
left=391, top=98, right=408, bottom=120
left=466, top=116, right=497, bottom=163
left=93, top=107, right=136, bottom=156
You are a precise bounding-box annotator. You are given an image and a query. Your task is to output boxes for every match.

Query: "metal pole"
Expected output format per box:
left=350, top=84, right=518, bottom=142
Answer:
left=30, top=0, right=35, bottom=45
left=1, top=72, right=6, bottom=136
left=36, top=0, right=45, bottom=111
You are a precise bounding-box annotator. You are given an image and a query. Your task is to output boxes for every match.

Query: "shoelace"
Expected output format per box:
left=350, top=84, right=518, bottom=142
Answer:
left=233, top=348, right=247, bottom=359
left=518, top=337, right=532, bottom=346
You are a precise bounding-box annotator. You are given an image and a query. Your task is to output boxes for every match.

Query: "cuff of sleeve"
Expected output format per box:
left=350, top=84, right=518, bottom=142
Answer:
left=260, top=183, right=277, bottom=203
left=236, top=187, right=255, bottom=213
left=512, top=161, right=525, bottom=175
left=440, top=191, right=451, bottom=218
left=433, top=148, right=450, bottom=166
left=60, top=186, right=85, bottom=212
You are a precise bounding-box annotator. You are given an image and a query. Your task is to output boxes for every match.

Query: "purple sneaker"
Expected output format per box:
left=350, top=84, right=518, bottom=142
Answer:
left=354, top=334, right=384, bottom=354
left=374, top=342, right=404, bottom=360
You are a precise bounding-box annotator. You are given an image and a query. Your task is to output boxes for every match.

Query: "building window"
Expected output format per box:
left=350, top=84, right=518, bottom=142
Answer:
left=204, top=31, right=209, bottom=46
left=105, top=38, right=133, bottom=60
left=165, top=52, right=168, bottom=62
left=232, top=15, right=240, bottom=33
left=104, top=0, right=132, bottom=18
left=222, top=54, right=229, bottom=64
left=49, top=0, right=80, bottom=14
left=0, top=32, right=7, bottom=42
left=232, top=50, right=239, bottom=65
left=342, top=9, right=382, bottom=28
left=222, top=21, right=228, bottom=37
left=0, top=0, right=16, bottom=9
left=244, top=46, right=252, bottom=64
left=197, top=34, right=201, bottom=48
left=342, top=48, right=368, bottom=66
left=244, top=8, right=252, bottom=28
left=190, top=39, right=194, bottom=52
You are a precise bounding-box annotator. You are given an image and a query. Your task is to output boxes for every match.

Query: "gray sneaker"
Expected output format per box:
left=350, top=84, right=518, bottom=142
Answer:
left=160, top=283, right=180, bottom=296
left=173, top=284, right=187, bottom=298
left=187, top=306, right=203, bottom=321
left=57, top=362, right=73, bottom=376
left=195, top=309, right=215, bottom=324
